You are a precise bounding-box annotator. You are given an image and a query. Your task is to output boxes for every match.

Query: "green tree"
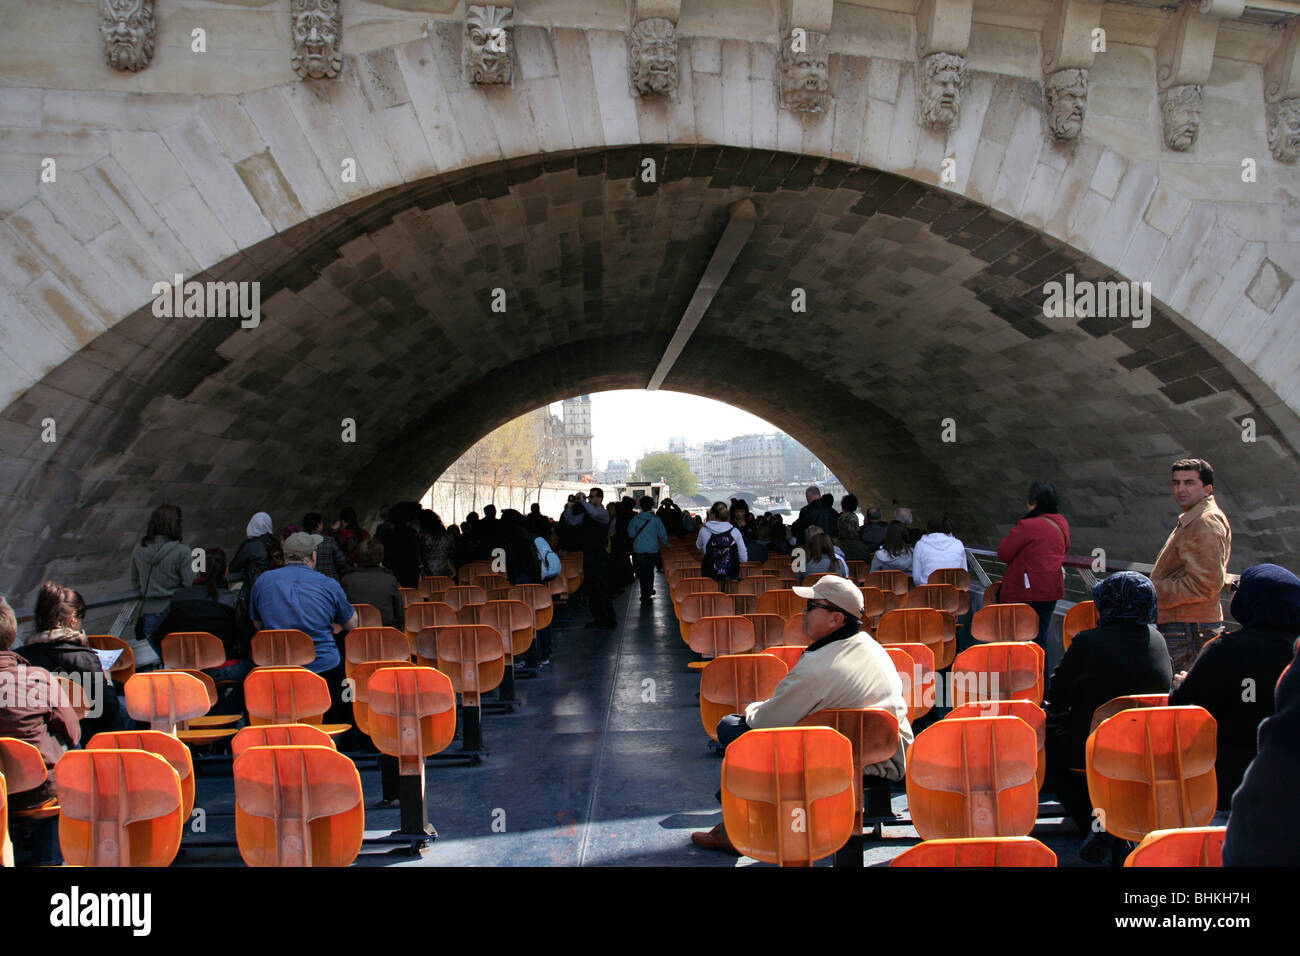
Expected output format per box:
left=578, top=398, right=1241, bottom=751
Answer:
left=634, top=452, right=697, bottom=497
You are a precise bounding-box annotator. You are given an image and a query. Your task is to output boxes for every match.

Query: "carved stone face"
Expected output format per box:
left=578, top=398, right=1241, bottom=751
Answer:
left=465, top=4, right=513, bottom=85
left=1045, top=69, right=1088, bottom=141
left=629, top=18, right=678, bottom=96
left=779, top=30, right=830, bottom=112
left=919, top=53, right=965, bottom=129
left=100, top=0, right=156, bottom=73
left=1160, top=84, right=1202, bottom=152
left=291, top=0, right=342, bottom=80
left=1267, top=99, right=1300, bottom=164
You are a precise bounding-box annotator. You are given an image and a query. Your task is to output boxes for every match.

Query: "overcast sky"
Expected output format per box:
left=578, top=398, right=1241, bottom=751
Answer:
left=547, top=390, right=780, bottom=470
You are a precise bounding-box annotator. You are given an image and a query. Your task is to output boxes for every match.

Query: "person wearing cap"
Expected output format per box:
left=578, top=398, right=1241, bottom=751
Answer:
left=248, top=531, right=357, bottom=677
left=691, top=574, right=913, bottom=855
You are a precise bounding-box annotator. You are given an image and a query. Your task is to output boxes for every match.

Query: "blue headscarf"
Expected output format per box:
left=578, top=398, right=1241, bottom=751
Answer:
left=1230, top=564, right=1300, bottom=635
left=1093, top=571, right=1158, bottom=626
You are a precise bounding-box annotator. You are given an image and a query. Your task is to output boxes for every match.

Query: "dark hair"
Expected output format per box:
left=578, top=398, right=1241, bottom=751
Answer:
left=483, top=504, right=497, bottom=518
left=867, top=507, right=882, bottom=522
left=34, top=582, right=86, bottom=633
left=589, top=488, right=604, bottom=501
left=926, top=515, right=953, bottom=535
left=144, top=504, right=182, bottom=545
left=199, top=547, right=228, bottom=600
left=0, top=598, right=16, bottom=652
left=302, top=512, right=323, bottom=534
left=1026, top=480, right=1060, bottom=514
left=420, top=510, right=446, bottom=536
left=339, top=507, right=359, bottom=529
left=639, top=496, right=654, bottom=511
left=841, top=494, right=858, bottom=514
left=1172, top=458, right=1214, bottom=486
left=881, top=521, right=909, bottom=557
left=267, top=539, right=285, bottom=570
left=357, top=537, right=384, bottom=566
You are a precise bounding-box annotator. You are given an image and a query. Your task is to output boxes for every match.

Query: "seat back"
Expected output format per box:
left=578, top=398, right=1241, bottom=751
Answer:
left=798, top=708, right=901, bottom=824
left=679, top=593, right=736, bottom=642
left=232, top=723, right=336, bottom=758
left=54, top=675, right=89, bottom=721
left=906, top=716, right=1039, bottom=840
left=459, top=560, right=495, bottom=585
left=699, top=654, right=788, bottom=741
left=721, top=726, right=857, bottom=866
left=858, top=586, right=887, bottom=623
left=442, top=586, right=488, bottom=615
left=233, top=745, right=363, bottom=867
left=948, top=700, right=1047, bottom=790
left=1063, top=600, right=1099, bottom=651
left=55, top=749, right=184, bottom=866
left=971, top=603, right=1040, bottom=643
left=866, top=570, right=909, bottom=596
left=344, top=626, right=409, bottom=678
left=367, top=666, right=457, bottom=775
left=419, top=576, right=455, bottom=598
left=250, top=629, right=316, bottom=667
left=86, top=730, right=196, bottom=821
left=875, top=608, right=948, bottom=668
left=508, top=584, right=554, bottom=631
left=951, top=642, right=1044, bottom=706
left=161, top=630, right=229, bottom=671
left=350, top=604, right=383, bottom=627
left=87, top=634, right=135, bottom=684
left=744, top=613, right=789, bottom=652
left=0, top=737, right=48, bottom=803
left=672, top=576, right=721, bottom=605
left=1123, top=826, right=1226, bottom=867
left=1088, top=693, right=1171, bottom=734
left=1086, top=706, right=1218, bottom=841
left=905, top=583, right=960, bottom=614
left=477, top=600, right=535, bottom=659
left=846, top=560, right=870, bottom=584
left=124, top=671, right=211, bottom=734
left=892, top=836, right=1056, bottom=867
left=884, top=645, right=934, bottom=724
left=430, top=625, right=506, bottom=707
left=929, top=568, right=971, bottom=591
left=244, top=667, right=331, bottom=726
left=687, top=616, right=756, bottom=658
left=755, top=588, right=806, bottom=620
left=407, top=602, right=458, bottom=659
left=399, top=587, right=423, bottom=608
left=735, top=575, right=781, bottom=598
left=763, top=645, right=806, bottom=671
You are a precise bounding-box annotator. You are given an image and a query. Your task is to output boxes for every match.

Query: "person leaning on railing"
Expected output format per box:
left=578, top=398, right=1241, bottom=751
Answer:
left=996, top=480, right=1070, bottom=651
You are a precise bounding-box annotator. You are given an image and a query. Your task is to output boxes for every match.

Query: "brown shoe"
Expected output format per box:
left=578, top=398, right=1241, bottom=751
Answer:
left=691, top=823, right=741, bottom=856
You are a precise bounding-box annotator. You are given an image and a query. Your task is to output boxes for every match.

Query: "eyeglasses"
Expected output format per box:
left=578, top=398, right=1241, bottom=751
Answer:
left=805, top=601, right=839, bottom=614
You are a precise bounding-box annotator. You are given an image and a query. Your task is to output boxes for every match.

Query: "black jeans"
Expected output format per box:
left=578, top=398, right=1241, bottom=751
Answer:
left=633, top=553, right=658, bottom=600
left=584, top=549, right=616, bottom=625
left=1028, top=600, right=1056, bottom=652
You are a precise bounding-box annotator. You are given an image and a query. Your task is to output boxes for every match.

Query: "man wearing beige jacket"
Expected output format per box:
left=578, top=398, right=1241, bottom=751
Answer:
left=691, top=575, right=913, bottom=855
left=1151, top=458, right=1233, bottom=674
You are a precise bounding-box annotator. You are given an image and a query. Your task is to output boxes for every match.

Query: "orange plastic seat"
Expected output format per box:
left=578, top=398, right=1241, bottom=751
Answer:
left=885, top=645, right=935, bottom=724
left=950, top=642, right=1044, bottom=707
left=124, top=671, right=211, bottom=735
left=86, top=730, right=196, bottom=821
left=442, top=586, right=488, bottom=616
left=866, top=570, right=909, bottom=596
left=735, top=575, right=781, bottom=598
left=755, top=588, right=806, bottom=620
left=147, top=668, right=241, bottom=738
left=0, top=737, right=52, bottom=852
left=509, top=584, right=554, bottom=631
left=745, top=613, right=789, bottom=652
left=679, top=592, right=735, bottom=644
left=699, top=654, right=788, bottom=741
left=892, top=836, right=1057, bottom=867
left=846, top=560, right=870, bottom=585
left=344, top=626, right=410, bottom=679
left=233, top=745, right=363, bottom=866
left=51, top=675, right=89, bottom=721
left=906, top=583, right=961, bottom=615
left=351, top=604, right=383, bottom=628
left=160, top=631, right=227, bottom=671
left=971, top=603, right=1039, bottom=643
left=419, top=575, right=455, bottom=598
left=738, top=562, right=766, bottom=579
left=1063, top=600, right=1099, bottom=651
left=875, top=608, right=950, bottom=669
left=780, top=615, right=811, bottom=647
left=1123, top=826, right=1226, bottom=867
left=949, top=699, right=1047, bottom=790
left=672, top=576, right=722, bottom=608
left=1089, top=693, right=1171, bottom=734
left=56, top=749, right=184, bottom=866
left=1086, top=706, right=1217, bottom=841
left=721, top=726, right=857, bottom=866
left=367, top=666, right=457, bottom=775
left=929, top=568, right=971, bottom=591
left=429, top=624, right=505, bottom=709
left=232, top=723, right=336, bottom=758
left=477, top=600, right=536, bottom=661
left=251, top=629, right=316, bottom=668
left=87, top=634, right=136, bottom=685
left=763, top=645, right=806, bottom=671
left=407, top=602, right=458, bottom=659
left=244, top=667, right=348, bottom=736
left=688, top=616, right=756, bottom=659
left=400, top=587, right=423, bottom=608
left=459, top=560, right=495, bottom=585
left=906, top=716, right=1039, bottom=840
left=798, top=708, right=901, bottom=826
left=983, top=581, right=1002, bottom=605
left=859, top=586, right=887, bottom=624
left=472, top=573, right=510, bottom=591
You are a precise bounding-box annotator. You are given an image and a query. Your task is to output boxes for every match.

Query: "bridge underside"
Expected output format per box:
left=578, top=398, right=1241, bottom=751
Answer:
left=2, top=146, right=1297, bottom=604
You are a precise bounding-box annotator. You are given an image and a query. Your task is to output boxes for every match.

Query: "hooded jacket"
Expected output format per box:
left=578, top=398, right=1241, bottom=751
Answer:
left=911, top=532, right=968, bottom=585
left=695, top=520, right=749, bottom=564
left=130, top=536, right=195, bottom=614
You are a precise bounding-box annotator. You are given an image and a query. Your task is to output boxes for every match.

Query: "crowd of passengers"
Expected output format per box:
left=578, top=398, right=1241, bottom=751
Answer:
left=1, top=456, right=1296, bottom=866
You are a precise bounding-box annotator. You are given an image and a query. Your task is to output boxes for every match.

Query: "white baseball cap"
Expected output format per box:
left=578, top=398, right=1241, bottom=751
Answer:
left=792, top=575, right=863, bottom=618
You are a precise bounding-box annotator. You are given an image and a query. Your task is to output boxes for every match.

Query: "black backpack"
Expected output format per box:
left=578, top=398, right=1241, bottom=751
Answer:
left=702, top=528, right=739, bottom=581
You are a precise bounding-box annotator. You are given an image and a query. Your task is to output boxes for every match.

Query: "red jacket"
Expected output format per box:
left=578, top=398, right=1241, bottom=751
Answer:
left=997, top=514, right=1070, bottom=602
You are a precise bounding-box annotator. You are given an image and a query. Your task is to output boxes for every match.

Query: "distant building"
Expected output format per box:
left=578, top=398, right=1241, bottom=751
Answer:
left=667, top=436, right=687, bottom=455
left=603, top=459, right=630, bottom=483
left=560, top=395, right=593, bottom=482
